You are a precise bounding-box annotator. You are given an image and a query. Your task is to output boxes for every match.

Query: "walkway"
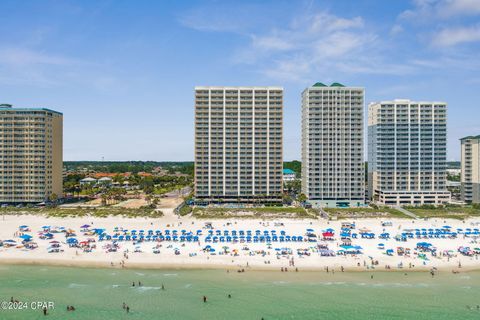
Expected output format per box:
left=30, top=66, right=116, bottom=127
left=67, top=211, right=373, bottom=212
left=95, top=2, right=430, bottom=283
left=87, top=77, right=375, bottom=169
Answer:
left=394, top=206, right=420, bottom=219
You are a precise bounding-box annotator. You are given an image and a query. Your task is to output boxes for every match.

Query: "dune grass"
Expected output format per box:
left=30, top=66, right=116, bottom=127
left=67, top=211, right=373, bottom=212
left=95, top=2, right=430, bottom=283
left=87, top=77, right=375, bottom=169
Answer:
left=0, top=207, right=163, bottom=218
left=192, top=206, right=314, bottom=219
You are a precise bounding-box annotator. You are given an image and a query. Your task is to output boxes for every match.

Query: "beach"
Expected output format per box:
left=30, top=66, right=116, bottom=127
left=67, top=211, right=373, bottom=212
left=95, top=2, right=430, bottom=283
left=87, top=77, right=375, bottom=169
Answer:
left=1, top=210, right=479, bottom=272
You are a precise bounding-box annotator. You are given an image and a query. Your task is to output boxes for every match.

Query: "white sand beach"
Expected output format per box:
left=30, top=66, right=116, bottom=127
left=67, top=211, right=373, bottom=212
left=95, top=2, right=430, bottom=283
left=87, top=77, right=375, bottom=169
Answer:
left=1, top=210, right=479, bottom=272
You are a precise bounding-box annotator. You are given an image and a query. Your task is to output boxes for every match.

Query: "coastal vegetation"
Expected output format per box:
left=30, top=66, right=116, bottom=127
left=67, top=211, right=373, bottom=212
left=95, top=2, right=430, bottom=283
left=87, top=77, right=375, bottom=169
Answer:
left=191, top=206, right=315, bottom=219
left=405, top=204, right=480, bottom=220
left=324, top=207, right=408, bottom=219
left=0, top=207, right=163, bottom=218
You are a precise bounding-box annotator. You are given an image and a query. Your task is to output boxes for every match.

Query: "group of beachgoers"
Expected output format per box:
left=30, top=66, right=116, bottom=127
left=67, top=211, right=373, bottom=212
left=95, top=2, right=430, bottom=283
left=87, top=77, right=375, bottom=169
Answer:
left=1, top=219, right=480, bottom=273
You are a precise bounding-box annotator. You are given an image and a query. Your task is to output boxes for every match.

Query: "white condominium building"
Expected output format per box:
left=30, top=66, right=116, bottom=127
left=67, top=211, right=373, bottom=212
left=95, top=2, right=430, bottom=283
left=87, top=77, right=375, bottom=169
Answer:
left=368, top=100, right=450, bottom=206
left=460, top=135, right=480, bottom=203
left=194, top=87, right=283, bottom=203
left=301, top=82, right=365, bottom=208
left=0, top=104, right=63, bottom=203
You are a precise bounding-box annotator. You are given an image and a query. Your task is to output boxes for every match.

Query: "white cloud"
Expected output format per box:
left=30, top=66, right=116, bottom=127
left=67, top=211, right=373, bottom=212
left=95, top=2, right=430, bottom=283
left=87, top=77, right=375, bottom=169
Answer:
left=292, top=12, right=364, bottom=33
left=437, top=0, right=480, bottom=17
left=251, top=34, right=294, bottom=52
left=432, top=24, right=480, bottom=46
left=401, top=0, right=480, bottom=20
left=229, top=12, right=389, bottom=81
left=390, top=24, right=404, bottom=35
left=0, top=47, right=77, bottom=67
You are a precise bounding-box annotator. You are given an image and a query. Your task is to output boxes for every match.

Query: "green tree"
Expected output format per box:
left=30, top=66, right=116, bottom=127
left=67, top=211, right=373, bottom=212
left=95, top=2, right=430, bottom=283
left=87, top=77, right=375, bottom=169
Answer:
left=297, top=193, right=307, bottom=202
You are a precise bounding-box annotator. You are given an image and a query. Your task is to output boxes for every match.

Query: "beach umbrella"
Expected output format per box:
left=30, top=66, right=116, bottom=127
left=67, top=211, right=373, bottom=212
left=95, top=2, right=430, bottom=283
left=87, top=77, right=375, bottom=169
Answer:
left=19, top=225, right=28, bottom=228
left=4, top=239, right=16, bottom=243
left=306, top=228, right=314, bottom=232
left=80, top=224, right=90, bottom=228
left=19, top=234, right=32, bottom=240
left=50, top=240, right=60, bottom=243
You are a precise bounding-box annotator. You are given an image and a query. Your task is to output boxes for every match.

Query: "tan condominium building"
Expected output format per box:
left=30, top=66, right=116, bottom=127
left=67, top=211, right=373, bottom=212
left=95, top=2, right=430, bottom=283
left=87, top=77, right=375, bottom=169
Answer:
left=460, top=135, right=480, bottom=203
left=0, top=104, right=63, bottom=203
left=301, top=82, right=365, bottom=208
left=368, top=100, right=450, bottom=206
left=194, top=86, right=283, bottom=203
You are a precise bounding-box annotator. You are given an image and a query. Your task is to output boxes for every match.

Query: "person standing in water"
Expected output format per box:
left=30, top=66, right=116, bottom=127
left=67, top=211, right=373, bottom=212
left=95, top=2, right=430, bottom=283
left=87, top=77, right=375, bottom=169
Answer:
left=203, top=296, right=207, bottom=303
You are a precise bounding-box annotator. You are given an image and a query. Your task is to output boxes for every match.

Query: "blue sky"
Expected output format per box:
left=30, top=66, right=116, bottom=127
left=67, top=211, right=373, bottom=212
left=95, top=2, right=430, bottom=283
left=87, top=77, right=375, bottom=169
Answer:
left=1, top=0, right=480, bottom=161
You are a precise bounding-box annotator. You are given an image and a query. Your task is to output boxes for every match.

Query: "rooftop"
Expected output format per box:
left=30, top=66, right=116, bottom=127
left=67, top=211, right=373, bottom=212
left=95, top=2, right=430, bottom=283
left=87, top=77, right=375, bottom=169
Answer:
left=461, top=135, right=480, bottom=141
left=0, top=104, right=63, bottom=115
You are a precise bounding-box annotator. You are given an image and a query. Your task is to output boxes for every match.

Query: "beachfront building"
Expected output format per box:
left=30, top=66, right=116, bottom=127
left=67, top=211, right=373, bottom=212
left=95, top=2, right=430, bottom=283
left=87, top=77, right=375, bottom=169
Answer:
left=460, top=135, right=480, bottom=203
left=301, top=82, right=365, bottom=208
left=368, top=100, right=450, bottom=206
left=0, top=104, right=63, bottom=203
left=194, top=86, right=283, bottom=203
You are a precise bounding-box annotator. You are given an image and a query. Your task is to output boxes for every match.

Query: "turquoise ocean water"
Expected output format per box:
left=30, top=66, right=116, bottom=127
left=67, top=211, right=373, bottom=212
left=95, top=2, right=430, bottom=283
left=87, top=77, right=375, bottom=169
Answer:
left=0, top=265, right=479, bottom=319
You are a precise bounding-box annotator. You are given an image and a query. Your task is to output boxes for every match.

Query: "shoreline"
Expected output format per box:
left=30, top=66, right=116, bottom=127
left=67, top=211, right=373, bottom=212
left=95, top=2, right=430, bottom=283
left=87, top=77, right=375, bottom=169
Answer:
left=0, top=259, right=480, bottom=273
left=1, top=256, right=479, bottom=273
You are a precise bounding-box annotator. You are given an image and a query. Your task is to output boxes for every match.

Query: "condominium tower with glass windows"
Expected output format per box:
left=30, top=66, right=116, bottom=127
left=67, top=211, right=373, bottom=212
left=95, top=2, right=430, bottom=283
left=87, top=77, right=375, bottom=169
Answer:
left=0, top=104, right=63, bottom=203
left=460, top=135, right=480, bottom=203
left=368, top=100, right=450, bottom=206
left=301, top=82, right=365, bottom=208
left=194, top=87, right=283, bottom=203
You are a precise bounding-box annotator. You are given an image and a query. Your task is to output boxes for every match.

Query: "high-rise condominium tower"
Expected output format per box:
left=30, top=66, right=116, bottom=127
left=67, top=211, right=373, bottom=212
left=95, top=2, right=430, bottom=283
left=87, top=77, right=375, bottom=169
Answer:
left=368, top=100, right=450, bottom=206
left=301, top=82, right=365, bottom=208
left=194, top=87, right=283, bottom=203
left=460, top=135, right=480, bottom=203
left=0, top=104, right=63, bottom=203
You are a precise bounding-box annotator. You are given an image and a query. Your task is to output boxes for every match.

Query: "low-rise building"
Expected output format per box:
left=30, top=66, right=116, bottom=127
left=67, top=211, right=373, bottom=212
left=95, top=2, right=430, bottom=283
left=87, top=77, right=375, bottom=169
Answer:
left=283, top=169, right=296, bottom=182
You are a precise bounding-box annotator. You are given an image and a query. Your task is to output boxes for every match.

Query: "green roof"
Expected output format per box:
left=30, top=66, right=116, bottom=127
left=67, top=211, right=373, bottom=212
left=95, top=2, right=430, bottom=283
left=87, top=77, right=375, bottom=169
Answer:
left=0, top=106, right=62, bottom=115
left=312, top=82, right=327, bottom=87
left=330, top=82, right=345, bottom=87
left=461, top=135, right=480, bottom=141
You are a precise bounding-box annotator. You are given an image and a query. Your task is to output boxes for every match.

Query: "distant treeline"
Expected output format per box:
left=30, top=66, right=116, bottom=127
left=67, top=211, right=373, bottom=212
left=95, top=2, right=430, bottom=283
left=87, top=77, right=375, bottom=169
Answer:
left=446, top=161, right=460, bottom=169
left=64, top=161, right=194, bottom=175
left=65, top=159, right=458, bottom=177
